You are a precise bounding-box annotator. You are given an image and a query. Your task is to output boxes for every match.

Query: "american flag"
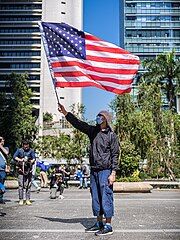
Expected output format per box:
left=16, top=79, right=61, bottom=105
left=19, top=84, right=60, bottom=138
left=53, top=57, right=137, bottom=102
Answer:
left=39, top=22, right=140, bottom=94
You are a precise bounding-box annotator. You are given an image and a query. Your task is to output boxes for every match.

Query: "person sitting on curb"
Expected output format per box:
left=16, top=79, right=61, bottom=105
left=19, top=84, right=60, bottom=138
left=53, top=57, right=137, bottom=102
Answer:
left=49, top=165, right=65, bottom=199
left=37, top=160, right=51, bottom=188
left=74, top=166, right=84, bottom=189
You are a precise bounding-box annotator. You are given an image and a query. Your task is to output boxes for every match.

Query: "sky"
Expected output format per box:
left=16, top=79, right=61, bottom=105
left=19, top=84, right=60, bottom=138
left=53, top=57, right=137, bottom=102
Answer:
left=83, top=0, right=120, bottom=120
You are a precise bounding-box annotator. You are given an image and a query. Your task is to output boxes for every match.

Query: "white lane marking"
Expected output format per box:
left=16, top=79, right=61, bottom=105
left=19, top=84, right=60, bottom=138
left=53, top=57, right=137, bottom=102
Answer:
left=0, top=229, right=180, bottom=233
left=5, top=198, right=180, bottom=202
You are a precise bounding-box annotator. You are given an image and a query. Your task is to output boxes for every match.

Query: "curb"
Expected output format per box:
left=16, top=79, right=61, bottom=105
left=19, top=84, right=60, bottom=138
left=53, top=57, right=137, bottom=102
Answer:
left=113, top=182, right=153, bottom=193
left=5, top=180, right=18, bottom=189
left=4, top=180, right=153, bottom=193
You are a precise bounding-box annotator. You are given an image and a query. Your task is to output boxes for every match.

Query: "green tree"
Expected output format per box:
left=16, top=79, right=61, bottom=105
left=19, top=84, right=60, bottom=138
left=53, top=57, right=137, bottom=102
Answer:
left=136, top=82, right=180, bottom=180
left=119, top=140, right=141, bottom=178
left=69, top=103, right=89, bottom=161
left=111, top=94, right=142, bottom=179
left=111, top=94, right=135, bottom=141
left=43, top=112, right=53, bottom=123
left=142, top=50, right=180, bottom=111
left=111, top=81, right=180, bottom=180
left=142, top=51, right=180, bottom=180
left=0, top=73, right=37, bottom=152
left=35, top=134, right=72, bottom=160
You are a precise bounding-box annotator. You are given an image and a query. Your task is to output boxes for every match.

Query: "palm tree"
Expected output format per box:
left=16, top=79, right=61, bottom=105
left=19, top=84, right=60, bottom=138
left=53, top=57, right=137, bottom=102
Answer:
left=142, top=50, right=180, bottom=111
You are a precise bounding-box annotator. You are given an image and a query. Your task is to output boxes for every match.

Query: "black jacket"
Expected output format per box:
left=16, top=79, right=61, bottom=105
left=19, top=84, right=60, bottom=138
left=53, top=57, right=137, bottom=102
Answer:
left=66, top=112, right=120, bottom=171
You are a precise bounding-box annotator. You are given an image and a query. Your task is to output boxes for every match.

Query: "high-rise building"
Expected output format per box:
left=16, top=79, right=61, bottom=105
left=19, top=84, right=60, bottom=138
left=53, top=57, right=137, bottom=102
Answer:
left=40, top=0, right=83, bottom=135
left=0, top=0, right=42, bottom=113
left=123, top=0, right=180, bottom=110
left=0, top=0, right=83, bottom=135
left=124, top=0, right=180, bottom=60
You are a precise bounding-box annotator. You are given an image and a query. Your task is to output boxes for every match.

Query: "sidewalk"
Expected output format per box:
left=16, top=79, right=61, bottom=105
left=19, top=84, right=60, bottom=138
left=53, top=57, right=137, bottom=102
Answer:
left=0, top=187, right=180, bottom=240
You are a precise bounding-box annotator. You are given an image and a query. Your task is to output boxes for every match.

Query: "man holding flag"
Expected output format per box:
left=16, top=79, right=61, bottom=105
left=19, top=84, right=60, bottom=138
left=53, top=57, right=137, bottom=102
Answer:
left=58, top=104, right=119, bottom=236
left=39, top=21, right=140, bottom=236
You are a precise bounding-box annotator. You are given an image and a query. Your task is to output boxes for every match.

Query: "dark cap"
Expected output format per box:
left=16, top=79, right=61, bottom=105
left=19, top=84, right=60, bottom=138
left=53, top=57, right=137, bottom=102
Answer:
left=22, top=139, right=30, bottom=145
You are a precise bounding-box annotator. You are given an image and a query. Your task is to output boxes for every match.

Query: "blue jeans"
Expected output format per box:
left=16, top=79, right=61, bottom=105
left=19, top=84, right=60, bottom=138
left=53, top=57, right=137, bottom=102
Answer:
left=0, top=171, right=6, bottom=201
left=79, top=177, right=83, bottom=187
left=90, top=169, right=114, bottom=218
left=83, top=177, right=88, bottom=188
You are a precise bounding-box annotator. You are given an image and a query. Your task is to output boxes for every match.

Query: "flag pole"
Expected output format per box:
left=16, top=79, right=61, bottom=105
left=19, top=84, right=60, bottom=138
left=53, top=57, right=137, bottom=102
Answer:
left=38, top=22, right=61, bottom=106
left=54, top=85, right=60, bottom=106
left=52, top=77, right=61, bottom=106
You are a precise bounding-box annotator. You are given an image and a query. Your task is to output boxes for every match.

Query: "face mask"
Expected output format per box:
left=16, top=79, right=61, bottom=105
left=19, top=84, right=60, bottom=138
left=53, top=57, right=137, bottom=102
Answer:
left=96, top=115, right=104, bottom=125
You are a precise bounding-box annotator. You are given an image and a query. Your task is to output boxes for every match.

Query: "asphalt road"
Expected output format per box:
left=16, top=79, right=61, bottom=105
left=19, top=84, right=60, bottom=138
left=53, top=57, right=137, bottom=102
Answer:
left=0, top=187, right=180, bottom=240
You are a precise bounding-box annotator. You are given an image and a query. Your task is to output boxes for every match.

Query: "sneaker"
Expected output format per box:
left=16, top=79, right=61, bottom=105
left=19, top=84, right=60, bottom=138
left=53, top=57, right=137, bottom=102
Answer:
left=85, top=222, right=103, bottom=233
left=59, top=195, right=64, bottom=199
left=36, top=187, right=41, bottom=193
left=19, top=200, right=24, bottom=206
left=95, top=224, right=113, bottom=236
left=25, top=200, right=32, bottom=205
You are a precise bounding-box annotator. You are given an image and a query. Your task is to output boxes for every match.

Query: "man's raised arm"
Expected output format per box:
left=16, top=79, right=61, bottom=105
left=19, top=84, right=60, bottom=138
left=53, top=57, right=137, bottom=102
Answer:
left=58, top=104, right=92, bottom=135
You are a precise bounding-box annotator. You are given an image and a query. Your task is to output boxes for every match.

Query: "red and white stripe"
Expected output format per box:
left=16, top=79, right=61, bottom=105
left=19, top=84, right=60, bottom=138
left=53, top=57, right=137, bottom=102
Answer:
left=50, top=33, right=140, bottom=94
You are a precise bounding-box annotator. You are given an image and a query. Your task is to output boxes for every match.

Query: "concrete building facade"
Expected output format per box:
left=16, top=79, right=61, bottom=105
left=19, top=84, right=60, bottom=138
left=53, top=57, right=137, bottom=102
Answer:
left=0, top=0, right=83, bottom=135
left=40, top=0, right=83, bottom=135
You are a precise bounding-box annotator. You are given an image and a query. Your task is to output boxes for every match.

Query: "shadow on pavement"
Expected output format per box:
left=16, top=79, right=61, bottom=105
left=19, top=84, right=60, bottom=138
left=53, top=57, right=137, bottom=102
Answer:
left=36, top=216, right=95, bottom=228
left=0, top=212, right=6, bottom=217
left=4, top=199, right=12, bottom=203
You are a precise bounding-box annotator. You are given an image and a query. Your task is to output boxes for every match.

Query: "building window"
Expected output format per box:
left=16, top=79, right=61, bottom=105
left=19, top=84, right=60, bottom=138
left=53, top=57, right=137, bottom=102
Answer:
left=59, top=116, right=71, bottom=129
left=9, top=63, right=40, bottom=69
left=0, top=16, right=41, bottom=21
left=0, top=51, right=40, bottom=57
left=31, top=87, right=40, bottom=93
left=29, top=75, right=40, bottom=80
left=0, top=28, right=39, bottom=33
left=61, top=1, right=66, bottom=4
left=172, top=3, right=180, bottom=8
left=0, top=4, right=42, bottom=10
left=31, top=99, right=39, bottom=105
left=0, top=39, right=41, bottom=45
left=61, top=12, right=66, bottom=14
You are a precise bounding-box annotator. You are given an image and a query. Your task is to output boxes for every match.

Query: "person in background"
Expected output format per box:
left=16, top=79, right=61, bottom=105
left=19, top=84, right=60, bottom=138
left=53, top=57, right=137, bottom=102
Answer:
left=49, top=165, right=65, bottom=199
left=58, top=104, right=120, bottom=236
left=37, top=160, right=50, bottom=188
left=63, top=165, right=71, bottom=188
left=82, top=164, right=90, bottom=189
left=13, top=140, right=36, bottom=206
left=74, top=166, right=84, bottom=189
left=31, top=159, right=41, bottom=193
left=0, top=137, right=9, bottom=204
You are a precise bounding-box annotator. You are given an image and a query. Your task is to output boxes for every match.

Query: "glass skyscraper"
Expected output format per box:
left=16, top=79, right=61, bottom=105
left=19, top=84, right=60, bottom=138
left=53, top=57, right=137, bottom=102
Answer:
left=123, top=0, right=180, bottom=111
left=124, top=0, right=180, bottom=60
left=0, top=0, right=42, bottom=111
